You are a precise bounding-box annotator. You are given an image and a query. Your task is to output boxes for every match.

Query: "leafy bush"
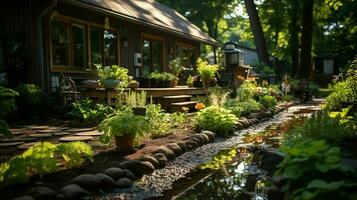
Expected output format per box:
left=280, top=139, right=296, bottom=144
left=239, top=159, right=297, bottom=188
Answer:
left=126, top=90, right=147, bottom=107
left=281, top=94, right=295, bottom=102
left=97, top=65, right=129, bottom=88
left=148, top=72, right=175, bottom=81
left=236, top=82, right=257, bottom=102
left=15, top=84, right=43, bottom=113
left=224, top=99, right=262, bottom=117
left=259, top=95, right=277, bottom=109
left=308, top=81, right=320, bottom=96
left=275, top=140, right=357, bottom=200
left=145, top=104, right=172, bottom=138
left=208, top=86, right=230, bottom=107
left=67, top=99, right=114, bottom=124
left=195, top=106, right=238, bottom=137
left=196, top=58, right=219, bottom=80
left=0, top=142, right=93, bottom=185
left=0, top=86, right=18, bottom=118
left=284, top=111, right=357, bottom=147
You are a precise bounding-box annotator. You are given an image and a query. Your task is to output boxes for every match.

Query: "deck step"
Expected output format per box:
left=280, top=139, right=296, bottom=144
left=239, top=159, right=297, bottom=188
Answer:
left=171, top=101, right=199, bottom=106
left=163, top=95, right=192, bottom=99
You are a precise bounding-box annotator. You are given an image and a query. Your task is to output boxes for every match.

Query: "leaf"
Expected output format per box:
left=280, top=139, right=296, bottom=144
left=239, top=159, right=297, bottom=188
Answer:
left=307, top=179, right=329, bottom=189
left=302, top=191, right=315, bottom=199
left=283, top=166, right=301, bottom=179
left=325, top=155, right=340, bottom=163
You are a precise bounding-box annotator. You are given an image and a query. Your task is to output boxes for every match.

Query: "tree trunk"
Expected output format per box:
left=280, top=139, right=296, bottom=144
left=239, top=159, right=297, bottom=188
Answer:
left=289, top=0, right=299, bottom=77
left=299, top=0, right=314, bottom=79
left=244, top=0, right=270, bottom=66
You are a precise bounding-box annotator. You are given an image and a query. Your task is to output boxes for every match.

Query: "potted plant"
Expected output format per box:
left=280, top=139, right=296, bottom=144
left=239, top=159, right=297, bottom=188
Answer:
left=97, top=65, right=129, bottom=89
left=169, top=58, right=184, bottom=87
left=186, top=75, right=194, bottom=87
left=128, top=76, right=140, bottom=90
left=98, top=108, right=148, bottom=152
left=148, top=72, right=175, bottom=88
left=196, top=58, right=219, bottom=94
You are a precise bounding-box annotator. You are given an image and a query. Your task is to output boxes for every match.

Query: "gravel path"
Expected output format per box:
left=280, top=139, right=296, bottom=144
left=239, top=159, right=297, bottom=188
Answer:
left=100, top=104, right=320, bottom=200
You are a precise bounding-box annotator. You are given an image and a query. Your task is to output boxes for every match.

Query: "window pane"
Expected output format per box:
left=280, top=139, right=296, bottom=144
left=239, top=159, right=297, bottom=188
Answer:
left=51, top=20, right=70, bottom=66
left=151, top=41, right=162, bottom=72
left=72, top=24, right=86, bottom=68
left=90, top=27, right=103, bottom=67
left=104, top=30, right=117, bottom=66
left=142, top=39, right=151, bottom=76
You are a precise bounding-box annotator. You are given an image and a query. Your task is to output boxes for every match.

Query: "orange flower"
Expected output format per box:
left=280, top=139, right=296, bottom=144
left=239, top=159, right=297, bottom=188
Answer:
left=195, top=103, right=205, bottom=110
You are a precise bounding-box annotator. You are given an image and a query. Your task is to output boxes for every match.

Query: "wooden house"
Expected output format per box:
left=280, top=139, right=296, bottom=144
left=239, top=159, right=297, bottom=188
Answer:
left=0, top=0, right=218, bottom=97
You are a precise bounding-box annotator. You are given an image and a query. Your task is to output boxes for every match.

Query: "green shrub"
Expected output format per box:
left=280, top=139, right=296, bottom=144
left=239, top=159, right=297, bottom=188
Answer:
left=0, top=142, right=93, bottom=185
left=0, top=86, right=18, bottom=118
left=67, top=99, right=114, bottom=123
left=308, top=81, right=320, bottom=96
left=145, top=104, right=172, bottom=138
left=195, top=106, right=238, bottom=137
left=236, top=82, right=256, bottom=102
left=259, top=95, right=277, bottom=109
left=15, top=84, right=43, bottom=113
left=281, top=94, right=295, bottom=102
left=224, top=99, right=262, bottom=117
left=275, top=140, right=357, bottom=200
left=208, top=86, right=230, bottom=107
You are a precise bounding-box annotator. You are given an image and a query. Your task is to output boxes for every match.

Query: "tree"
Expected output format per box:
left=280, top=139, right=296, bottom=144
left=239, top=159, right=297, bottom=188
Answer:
left=244, top=0, right=270, bottom=66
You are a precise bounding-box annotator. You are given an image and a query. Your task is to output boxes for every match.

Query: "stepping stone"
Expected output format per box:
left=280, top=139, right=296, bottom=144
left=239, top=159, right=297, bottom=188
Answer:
left=74, top=131, right=103, bottom=136
left=53, top=131, right=71, bottom=136
left=18, top=142, right=38, bottom=150
left=0, top=141, right=25, bottom=147
left=11, top=131, right=27, bottom=135
left=0, top=138, right=37, bottom=143
left=29, top=133, right=53, bottom=138
left=67, top=128, right=94, bottom=133
left=59, top=136, right=94, bottom=142
left=27, top=125, right=50, bottom=130
left=37, top=129, right=56, bottom=133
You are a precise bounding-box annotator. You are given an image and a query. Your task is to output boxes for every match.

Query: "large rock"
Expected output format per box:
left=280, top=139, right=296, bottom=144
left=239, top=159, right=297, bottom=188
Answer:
left=96, top=173, right=116, bottom=188
left=234, top=121, right=244, bottom=130
left=152, top=153, right=168, bottom=168
left=190, top=137, right=202, bottom=146
left=196, top=134, right=210, bottom=144
left=138, top=155, right=160, bottom=169
left=104, top=167, right=124, bottom=180
left=190, top=134, right=205, bottom=145
left=59, top=184, right=90, bottom=200
left=238, top=117, right=250, bottom=128
left=166, top=143, right=183, bottom=156
left=176, top=142, right=187, bottom=153
left=28, top=186, right=56, bottom=200
left=202, top=131, right=215, bottom=142
left=152, top=146, right=176, bottom=160
left=72, top=174, right=100, bottom=190
left=116, top=178, right=133, bottom=188
left=13, top=196, right=35, bottom=200
left=185, top=139, right=199, bottom=150
left=123, top=169, right=136, bottom=180
left=118, top=160, right=155, bottom=178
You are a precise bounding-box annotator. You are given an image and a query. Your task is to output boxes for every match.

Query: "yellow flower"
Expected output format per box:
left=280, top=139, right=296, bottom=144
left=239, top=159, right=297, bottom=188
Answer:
left=195, top=103, right=205, bottom=110
left=182, top=106, right=190, bottom=112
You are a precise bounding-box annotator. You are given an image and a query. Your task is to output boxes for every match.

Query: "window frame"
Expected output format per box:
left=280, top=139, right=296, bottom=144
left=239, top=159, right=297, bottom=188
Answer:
left=141, top=33, right=165, bottom=76
left=49, top=15, right=120, bottom=73
left=175, top=42, right=197, bottom=68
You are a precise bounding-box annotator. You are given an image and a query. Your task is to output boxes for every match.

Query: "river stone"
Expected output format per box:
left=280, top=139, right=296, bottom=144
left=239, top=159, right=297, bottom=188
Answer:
left=234, top=121, right=244, bottom=130
left=116, top=177, right=133, bottom=188
left=195, top=134, right=210, bottom=144
left=185, top=139, right=198, bottom=150
left=28, top=186, right=56, bottom=200
left=152, top=153, right=168, bottom=168
left=202, top=131, right=215, bottom=142
left=177, top=142, right=187, bottom=152
left=190, top=134, right=205, bottom=145
left=152, top=146, right=176, bottom=160
left=13, top=196, right=34, bottom=200
left=72, top=174, right=100, bottom=190
left=96, top=173, right=116, bottom=188
left=59, top=184, right=90, bottom=200
left=118, top=160, right=155, bottom=178
left=104, top=167, right=124, bottom=180
left=138, top=155, right=160, bottom=169
left=166, top=143, right=183, bottom=156
left=123, top=169, right=136, bottom=181
left=191, top=137, right=202, bottom=146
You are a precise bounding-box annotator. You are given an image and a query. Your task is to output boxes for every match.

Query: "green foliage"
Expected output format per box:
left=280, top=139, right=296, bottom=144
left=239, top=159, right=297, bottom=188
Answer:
left=201, top=148, right=237, bottom=170
left=145, top=104, right=174, bottom=138
left=252, top=63, right=274, bottom=77
left=148, top=72, right=175, bottom=81
left=325, top=81, right=349, bottom=110
left=15, top=84, right=43, bottom=112
left=98, top=108, right=148, bottom=143
left=126, top=91, right=147, bottom=107
left=208, top=86, right=230, bottom=107
left=96, top=65, right=129, bottom=88
left=259, top=95, right=277, bottom=109
left=236, top=82, right=257, bottom=102
left=0, top=86, right=18, bottom=118
left=282, top=94, right=295, bottom=102
left=0, top=142, right=93, bottom=185
left=196, top=58, right=219, bottom=80
left=67, top=99, right=114, bottom=123
left=0, top=119, right=12, bottom=138
left=168, top=58, right=184, bottom=77
left=284, top=111, right=357, bottom=147
left=308, top=81, right=320, bottom=96
left=224, top=99, right=262, bottom=117
left=275, top=140, right=357, bottom=200
left=186, top=75, right=194, bottom=87
left=195, top=106, right=238, bottom=137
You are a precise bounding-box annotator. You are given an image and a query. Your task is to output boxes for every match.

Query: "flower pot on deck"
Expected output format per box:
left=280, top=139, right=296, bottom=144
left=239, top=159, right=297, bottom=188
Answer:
left=128, top=81, right=140, bottom=90
left=114, top=134, right=135, bottom=152
left=101, top=79, right=119, bottom=89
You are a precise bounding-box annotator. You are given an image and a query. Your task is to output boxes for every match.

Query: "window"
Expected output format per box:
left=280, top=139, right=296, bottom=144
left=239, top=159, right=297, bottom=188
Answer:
left=50, top=17, right=119, bottom=72
left=176, top=43, right=196, bottom=68
left=142, top=35, right=163, bottom=76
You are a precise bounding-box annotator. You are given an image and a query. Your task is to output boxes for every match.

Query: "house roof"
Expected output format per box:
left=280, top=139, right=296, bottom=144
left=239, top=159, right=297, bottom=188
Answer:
left=65, top=0, right=218, bottom=46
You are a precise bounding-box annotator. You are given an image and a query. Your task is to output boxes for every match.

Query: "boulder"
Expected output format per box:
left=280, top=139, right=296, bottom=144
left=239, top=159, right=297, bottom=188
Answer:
left=123, top=169, right=136, bottom=181
left=166, top=143, right=183, bottom=156
left=185, top=139, right=199, bottom=150
left=190, top=137, right=202, bottom=146
left=59, top=184, right=89, bottom=200
left=116, top=178, right=133, bottom=188
left=72, top=174, right=100, bottom=190
left=96, top=173, right=116, bottom=188
left=176, top=142, right=187, bottom=153
left=152, top=153, right=168, bottom=168
left=238, top=117, right=250, bottom=128
left=190, top=134, right=205, bottom=145
left=138, top=155, right=160, bottom=169
left=196, top=133, right=210, bottom=144
left=234, top=121, right=244, bottom=130
left=152, top=146, right=176, bottom=160
left=104, top=167, right=124, bottom=180
left=118, top=160, right=155, bottom=178
left=28, top=186, right=56, bottom=200
left=202, top=131, right=215, bottom=142
left=13, top=196, right=34, bottom=200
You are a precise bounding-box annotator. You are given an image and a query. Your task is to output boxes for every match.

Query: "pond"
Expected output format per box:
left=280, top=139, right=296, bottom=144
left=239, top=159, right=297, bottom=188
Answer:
left=153, top=110, right=312, bottom=200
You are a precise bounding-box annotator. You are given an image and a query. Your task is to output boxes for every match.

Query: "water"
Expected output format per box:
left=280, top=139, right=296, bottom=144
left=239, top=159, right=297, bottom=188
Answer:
left=159, top=115, right=309, bottom=200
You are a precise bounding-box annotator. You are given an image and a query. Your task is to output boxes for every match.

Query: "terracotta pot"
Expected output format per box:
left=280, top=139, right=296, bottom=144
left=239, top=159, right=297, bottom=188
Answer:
left=128, top=81, right=140, bottom=90
left=114, top=134, right=135, bottom=152
left=171, top=78, right=179, bottom=87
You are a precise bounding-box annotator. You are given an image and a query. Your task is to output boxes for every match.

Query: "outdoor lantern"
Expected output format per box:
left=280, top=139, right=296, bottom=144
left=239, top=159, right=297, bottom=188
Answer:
left=223, top=41, right=244, bottom=66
